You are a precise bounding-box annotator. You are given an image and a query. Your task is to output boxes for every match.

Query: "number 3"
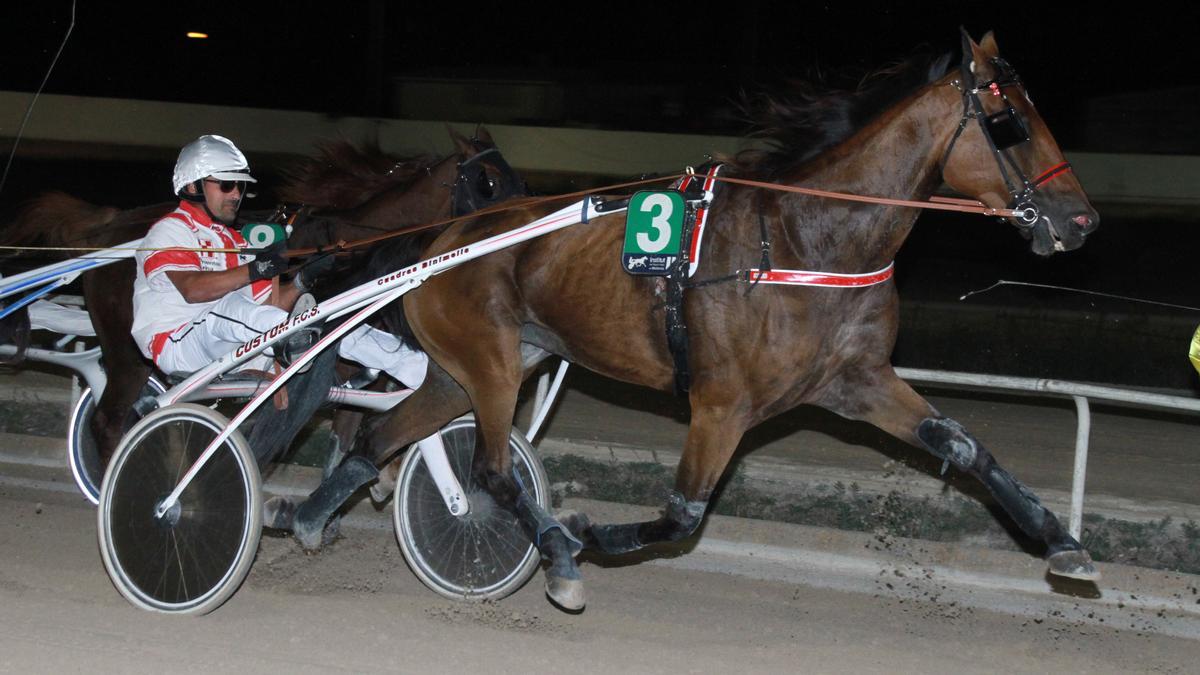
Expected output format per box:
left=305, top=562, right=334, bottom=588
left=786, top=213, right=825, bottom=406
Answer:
left=636, top=193, right=674, bottom=253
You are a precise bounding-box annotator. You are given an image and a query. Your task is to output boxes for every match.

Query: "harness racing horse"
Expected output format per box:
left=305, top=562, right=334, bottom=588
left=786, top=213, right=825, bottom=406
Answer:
left=0, top=127, right=523, bottom=484
left=362, top=31, right=1100, bottom=610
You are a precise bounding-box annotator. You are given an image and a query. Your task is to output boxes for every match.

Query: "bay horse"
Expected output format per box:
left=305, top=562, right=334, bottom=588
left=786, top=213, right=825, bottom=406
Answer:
left=360, top=31, right=1100, bottom=610
left=1, top=126, right=523, bottom=476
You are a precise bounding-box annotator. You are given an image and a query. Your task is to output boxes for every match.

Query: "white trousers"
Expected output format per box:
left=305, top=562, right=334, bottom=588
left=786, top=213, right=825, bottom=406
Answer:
left=154, top=293, right=427, bottom=388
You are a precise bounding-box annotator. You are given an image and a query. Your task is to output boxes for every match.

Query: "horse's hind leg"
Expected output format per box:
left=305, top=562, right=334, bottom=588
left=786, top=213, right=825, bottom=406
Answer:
left=825, top=367, right=1098, bottom=581
left=84, top=263, right=150, bottom=466
left=567, top=388, right=749, bottom=556
left=364, top=345, right=551, bottom=500
left=408, top=288, right=585, bottom=610
left=361, top=359, right=474, bottom=501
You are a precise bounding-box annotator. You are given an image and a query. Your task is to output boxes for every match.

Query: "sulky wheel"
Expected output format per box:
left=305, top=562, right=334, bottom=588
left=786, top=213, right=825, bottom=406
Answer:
left=68, top=375, right=167, bottom=505
left=393, top=415, right=549, bottom=602
left=97, top=403, right=261, bottom=615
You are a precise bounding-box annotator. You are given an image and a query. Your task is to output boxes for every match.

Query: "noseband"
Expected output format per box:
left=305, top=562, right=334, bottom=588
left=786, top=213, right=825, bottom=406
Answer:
left=940, top=52, right=1072, bottom=227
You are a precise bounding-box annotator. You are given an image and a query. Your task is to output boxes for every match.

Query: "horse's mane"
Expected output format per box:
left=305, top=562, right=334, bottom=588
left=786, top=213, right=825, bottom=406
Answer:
left=277, top=139, right=438, bottom=211
left=4, top=191, right=171, bottom=251
left=732, top=52, right=954, bottom=179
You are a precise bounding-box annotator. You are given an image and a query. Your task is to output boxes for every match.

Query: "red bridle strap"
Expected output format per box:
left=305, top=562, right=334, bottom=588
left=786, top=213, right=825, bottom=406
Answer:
left=1031, top=162, right=1072, bottom=189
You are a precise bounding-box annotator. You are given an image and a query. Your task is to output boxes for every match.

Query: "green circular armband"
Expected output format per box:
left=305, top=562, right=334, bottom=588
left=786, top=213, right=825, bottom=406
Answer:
left=241, top=222, right=289, bottom=248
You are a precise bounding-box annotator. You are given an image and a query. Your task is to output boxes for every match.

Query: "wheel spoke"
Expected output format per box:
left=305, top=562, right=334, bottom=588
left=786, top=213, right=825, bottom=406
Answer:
left=99, top=404, right=259, bottom=615
left=395, top=419, right=544, bottom=600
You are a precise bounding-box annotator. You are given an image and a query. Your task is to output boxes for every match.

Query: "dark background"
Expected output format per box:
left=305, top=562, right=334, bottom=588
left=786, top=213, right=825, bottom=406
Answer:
left=2, top=2, right=1198, bottom=392
left=3, top=2, right=1197, bottom=149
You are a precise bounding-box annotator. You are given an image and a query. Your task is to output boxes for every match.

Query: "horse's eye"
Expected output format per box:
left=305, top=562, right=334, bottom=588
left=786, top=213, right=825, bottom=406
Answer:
left=476, top=171, right=496, bottom=199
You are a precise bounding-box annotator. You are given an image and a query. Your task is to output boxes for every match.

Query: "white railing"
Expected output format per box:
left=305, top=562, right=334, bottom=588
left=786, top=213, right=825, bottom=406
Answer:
left=894, top=367, right=1200, bottom=539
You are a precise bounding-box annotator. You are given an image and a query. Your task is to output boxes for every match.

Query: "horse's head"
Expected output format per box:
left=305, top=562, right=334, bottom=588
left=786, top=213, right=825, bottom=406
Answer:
left=447, top=126, right=526, bottom=216
left=940, top=30, right=1098, bottom=256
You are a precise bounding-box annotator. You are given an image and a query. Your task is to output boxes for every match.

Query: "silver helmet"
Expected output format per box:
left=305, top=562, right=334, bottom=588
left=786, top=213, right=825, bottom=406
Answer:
left=172, top=134, right=258, bottom=197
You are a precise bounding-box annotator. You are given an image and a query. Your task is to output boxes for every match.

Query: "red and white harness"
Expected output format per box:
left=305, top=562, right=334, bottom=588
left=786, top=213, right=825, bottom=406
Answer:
left=675, top=165, right=895, bottom=289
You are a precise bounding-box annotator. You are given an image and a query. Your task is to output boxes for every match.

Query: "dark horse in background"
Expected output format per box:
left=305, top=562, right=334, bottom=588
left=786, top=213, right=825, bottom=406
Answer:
left=356, top=31, right=1100, bottom=610
left=0, top=126, right=522, bottom=484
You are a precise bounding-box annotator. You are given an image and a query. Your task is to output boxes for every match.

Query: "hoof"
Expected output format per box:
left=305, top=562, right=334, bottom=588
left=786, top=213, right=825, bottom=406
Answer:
left=321, top=515, right=342, bottom=547
left=294, top=516, right=340, bottom=552
left=370, top=463, right=399, bottom=504
left=369, top=481, right=391, bottom=504
left=262, top=496, right=297, bottom=530
left=293, top=517, right=325, bottom=552
left=546, top=576, right=586, bottom=612
left=292, top=456, right=377, bottom=551
left=1048, top=549, right=1101, bottom=581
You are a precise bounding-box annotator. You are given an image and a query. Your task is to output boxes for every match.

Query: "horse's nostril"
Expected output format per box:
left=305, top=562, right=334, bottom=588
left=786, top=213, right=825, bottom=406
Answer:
left=1072, top=215, right=1092, bottom=229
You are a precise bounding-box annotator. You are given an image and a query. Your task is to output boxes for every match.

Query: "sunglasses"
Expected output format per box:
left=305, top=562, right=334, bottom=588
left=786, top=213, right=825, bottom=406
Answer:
left=203, top=178, right=248, bottom=194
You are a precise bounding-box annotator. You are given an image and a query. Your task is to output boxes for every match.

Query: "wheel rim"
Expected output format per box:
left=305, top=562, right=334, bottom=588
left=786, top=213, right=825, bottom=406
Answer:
left=67, top=389, right=101, bottom=503
left=104, top=409, right=254, bottom=610
left=399, top=422, right=542, bottom=598
left=70, top=378, right=166, bottom=505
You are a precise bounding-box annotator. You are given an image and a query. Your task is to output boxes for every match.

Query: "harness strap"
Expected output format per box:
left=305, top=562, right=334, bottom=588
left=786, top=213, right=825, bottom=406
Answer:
left=663, top=194, right=703, bottom=395
left=742, top=262, right=894, bottom=287
left=1032, top=162, right=1072, bottom=187
left=748, top=205, right=773, bottom=296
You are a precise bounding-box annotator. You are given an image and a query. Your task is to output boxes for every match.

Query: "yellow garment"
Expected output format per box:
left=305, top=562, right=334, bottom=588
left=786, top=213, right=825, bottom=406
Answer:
left=1191, top=324, right=1200, bottom=377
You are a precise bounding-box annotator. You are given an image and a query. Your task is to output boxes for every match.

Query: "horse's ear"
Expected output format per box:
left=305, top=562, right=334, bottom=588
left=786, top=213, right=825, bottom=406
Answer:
left=959, top=27, right=1001, bottom=80
left=473, top=125, right=495, bottom=147
left=447, top=125, right=473, bottom=156
left=977, top=31, right=1000, bottom=59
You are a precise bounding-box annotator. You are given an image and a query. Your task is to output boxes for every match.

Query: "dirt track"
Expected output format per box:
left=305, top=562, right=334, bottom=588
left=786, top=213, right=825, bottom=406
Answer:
left=1, top=478, right=1197, bottom=674
left=1, top=366, right=1199, bottom=671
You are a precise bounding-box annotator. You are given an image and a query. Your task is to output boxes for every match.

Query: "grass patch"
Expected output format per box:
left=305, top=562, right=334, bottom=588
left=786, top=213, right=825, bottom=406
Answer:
left=1082, top=515, right=1200, bottom=574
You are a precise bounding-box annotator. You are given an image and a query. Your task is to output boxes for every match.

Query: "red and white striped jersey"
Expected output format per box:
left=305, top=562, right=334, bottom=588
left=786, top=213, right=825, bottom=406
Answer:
left=131, top=201, right=271, bottom=361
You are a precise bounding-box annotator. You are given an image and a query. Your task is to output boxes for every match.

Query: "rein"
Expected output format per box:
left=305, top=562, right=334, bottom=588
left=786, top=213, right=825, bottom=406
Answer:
left=0, top=169, right=1031, bottom=260
left=285, top=174, right=686, bottom=257
left=290, top=160, right=1037, bottom=260
left=707, top=174, right=1027, bottom=218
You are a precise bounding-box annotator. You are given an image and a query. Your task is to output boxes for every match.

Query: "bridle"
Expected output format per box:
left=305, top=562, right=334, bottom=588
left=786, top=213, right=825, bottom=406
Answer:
left=940, top=39, right=1073, bottom=228
left=281, top=141, right=527, bottom=257
left=450, top=141, right=525, bottom=217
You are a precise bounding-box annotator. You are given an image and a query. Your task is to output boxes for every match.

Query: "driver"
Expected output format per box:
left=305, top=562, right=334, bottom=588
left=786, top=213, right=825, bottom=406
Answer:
left=131, top=134, right=427, bottom=387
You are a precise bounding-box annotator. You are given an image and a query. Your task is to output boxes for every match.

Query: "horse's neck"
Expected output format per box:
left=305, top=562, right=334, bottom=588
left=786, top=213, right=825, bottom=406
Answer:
left=777, top=82, right=960, bottom=269
left=303, top=169, right=454, bottom=246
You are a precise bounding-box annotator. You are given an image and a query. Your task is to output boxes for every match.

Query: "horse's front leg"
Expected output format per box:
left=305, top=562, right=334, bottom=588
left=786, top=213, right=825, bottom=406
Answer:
left=823, top=367, right=1099, bottom=581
